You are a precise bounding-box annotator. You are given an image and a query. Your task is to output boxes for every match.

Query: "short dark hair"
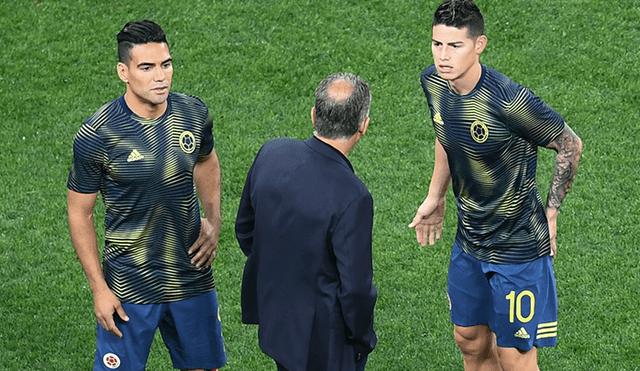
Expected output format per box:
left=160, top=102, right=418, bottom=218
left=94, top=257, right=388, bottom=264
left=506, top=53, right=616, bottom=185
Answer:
left=433, top=0, right=485, bottom=38
left=314, top=72, right=371, bottom=140
left=117, top=20, right=167, bottom=64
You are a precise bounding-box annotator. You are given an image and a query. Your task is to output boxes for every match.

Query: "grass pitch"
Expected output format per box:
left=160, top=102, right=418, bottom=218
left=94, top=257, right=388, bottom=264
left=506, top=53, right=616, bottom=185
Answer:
left=1, top=0, right=638, bottom=369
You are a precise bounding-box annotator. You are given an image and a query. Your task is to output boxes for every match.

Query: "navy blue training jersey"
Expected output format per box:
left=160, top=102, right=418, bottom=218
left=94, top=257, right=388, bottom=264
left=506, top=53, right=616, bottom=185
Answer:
left=68, top=92, right=216, bottom=304
left=421, top=64, right=565, bottom=264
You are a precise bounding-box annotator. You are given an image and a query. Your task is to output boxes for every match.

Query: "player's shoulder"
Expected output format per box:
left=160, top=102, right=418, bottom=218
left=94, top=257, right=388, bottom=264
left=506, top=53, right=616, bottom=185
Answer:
left=482, top=65, right=529, bottom=101
left=82, top=96, right=123, bottom=131
left=420, top=65, right=448, bottom=95
left=170, top=92, right=208, bottom=109
left=421, top=64, right=440, bottom=81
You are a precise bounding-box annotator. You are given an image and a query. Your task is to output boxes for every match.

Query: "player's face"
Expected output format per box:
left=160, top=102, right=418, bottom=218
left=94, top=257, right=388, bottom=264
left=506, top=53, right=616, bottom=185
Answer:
left=431, top=24, right=486, bottom=92
left=118, top=42, right=173, bottom=115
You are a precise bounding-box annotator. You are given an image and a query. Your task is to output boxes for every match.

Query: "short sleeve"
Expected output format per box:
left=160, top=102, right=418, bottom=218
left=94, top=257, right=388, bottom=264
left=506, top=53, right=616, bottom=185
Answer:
left=505, top=87, right=565, bottom=147
left=67, top=124, right=105, bottom=194
left=198, top=111, right=214, bottom=161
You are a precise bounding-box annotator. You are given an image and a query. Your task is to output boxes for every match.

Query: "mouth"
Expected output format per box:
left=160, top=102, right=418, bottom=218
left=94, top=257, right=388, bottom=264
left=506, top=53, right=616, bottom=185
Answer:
left=438, top=65, right=453, bottom=73
left=152, top=86, right=169, bottom=93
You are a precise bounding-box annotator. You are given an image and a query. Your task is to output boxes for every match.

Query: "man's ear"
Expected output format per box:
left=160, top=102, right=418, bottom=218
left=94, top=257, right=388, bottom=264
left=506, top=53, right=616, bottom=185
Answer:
left=311, top=106, right=316, bottom=126
left=475, top=35, right=487, bottom=55
left=117, top=62, right=129, bottom=83
left=358, top=117, right=370, bottom=137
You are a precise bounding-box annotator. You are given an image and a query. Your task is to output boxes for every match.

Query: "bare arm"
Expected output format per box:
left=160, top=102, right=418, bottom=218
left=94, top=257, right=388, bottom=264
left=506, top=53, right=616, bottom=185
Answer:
left=409, top=138, right=452, bottom=246
left=67, top=189, right=128, bottom=337
left=544, top=124, right=583, bottom=257
left=189, top=149, right=222, bottom=267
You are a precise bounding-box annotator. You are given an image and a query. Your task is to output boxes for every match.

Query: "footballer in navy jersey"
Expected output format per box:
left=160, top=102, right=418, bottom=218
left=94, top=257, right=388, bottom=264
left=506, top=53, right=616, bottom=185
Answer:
left=409, top=1, right=582, bottom=370
left=68, top=92, right=216, bottom=304
left=67, top=20, right=226, bottom=371
left=421, top=64, right=565, bottom=264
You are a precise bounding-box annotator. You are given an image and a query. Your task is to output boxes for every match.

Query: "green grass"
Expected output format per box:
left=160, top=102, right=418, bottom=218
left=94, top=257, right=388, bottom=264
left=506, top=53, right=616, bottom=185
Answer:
left=1, top=0, right=639, bottom=369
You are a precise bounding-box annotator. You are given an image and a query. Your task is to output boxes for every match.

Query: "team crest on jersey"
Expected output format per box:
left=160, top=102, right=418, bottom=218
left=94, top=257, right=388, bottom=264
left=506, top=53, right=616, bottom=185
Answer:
left=470, top=121, right=489, bottom=143
left=433, top=112, right=444, bottom=125
left=179, top=131, right=196, bottom=153
left=103, top=353, right=121, bottom=369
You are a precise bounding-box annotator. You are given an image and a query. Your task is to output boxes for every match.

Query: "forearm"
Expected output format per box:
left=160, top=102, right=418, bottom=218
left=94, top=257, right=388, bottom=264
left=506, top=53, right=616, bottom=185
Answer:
left=67, top=191, right=108, bottom=293
left=545, top=126, right=583, bottom=215
left=426, top=138, right=451, bottom=201
left=194, top=150, right=222, bottom=228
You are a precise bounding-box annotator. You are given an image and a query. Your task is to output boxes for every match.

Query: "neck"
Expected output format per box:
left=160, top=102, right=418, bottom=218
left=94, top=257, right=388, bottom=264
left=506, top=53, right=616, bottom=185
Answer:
left=449, top=62, right=482, bottom=95
left=123, top=92, right=168, bottom=119
left=315, top=135, right=358, bottom=157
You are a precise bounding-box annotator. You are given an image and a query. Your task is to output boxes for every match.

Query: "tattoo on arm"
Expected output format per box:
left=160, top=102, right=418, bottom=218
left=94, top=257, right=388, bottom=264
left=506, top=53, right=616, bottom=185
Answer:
left=546, top=126, right=582, bottom=211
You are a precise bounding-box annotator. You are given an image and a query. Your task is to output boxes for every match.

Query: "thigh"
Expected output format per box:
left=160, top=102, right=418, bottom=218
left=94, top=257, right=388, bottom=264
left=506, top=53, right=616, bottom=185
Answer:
left=94, top=302, right=163, bottom=371
left=447, top=243, right=494, bottom=326
left=489, top=256, right=558, bottom=351
left=160, top=289, right=227, bottom=370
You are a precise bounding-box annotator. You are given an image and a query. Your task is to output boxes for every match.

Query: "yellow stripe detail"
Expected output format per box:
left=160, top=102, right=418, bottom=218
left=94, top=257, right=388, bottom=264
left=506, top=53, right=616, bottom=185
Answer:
left=536, top=332, right=557, bottom=339
left=538, top=321, right=557, bottom=328
left=537, top=327, right=557, bottom=334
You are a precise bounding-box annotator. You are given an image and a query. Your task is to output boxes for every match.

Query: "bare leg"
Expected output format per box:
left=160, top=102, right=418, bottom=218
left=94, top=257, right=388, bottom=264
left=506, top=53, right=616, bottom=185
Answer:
left=497, top=347, right=539, bottom=371
left=454, top=325, right=502, bottom=371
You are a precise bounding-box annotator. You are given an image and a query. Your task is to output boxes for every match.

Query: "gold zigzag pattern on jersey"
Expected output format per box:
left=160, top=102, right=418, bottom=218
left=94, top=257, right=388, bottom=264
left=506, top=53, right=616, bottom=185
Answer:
left=514, top=327, right=530, bottom=339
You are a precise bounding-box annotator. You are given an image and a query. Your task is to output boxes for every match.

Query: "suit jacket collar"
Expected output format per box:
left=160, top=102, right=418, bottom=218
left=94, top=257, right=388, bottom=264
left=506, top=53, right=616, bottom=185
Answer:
left=304, top=136, right=354, bottom=173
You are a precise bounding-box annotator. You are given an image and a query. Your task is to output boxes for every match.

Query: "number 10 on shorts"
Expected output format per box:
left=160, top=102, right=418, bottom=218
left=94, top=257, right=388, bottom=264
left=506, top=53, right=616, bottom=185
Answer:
left=505, top=290, right=535, bottom=323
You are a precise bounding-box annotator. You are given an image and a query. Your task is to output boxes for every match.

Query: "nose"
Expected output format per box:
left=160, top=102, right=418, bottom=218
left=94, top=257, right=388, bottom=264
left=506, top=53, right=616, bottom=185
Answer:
left=154, top=67, right=165, bottom=81
left=439, top=46, right=449, bottom=61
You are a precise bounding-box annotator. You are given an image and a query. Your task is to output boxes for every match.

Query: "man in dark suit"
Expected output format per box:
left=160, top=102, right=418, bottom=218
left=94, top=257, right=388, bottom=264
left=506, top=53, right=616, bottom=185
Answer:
left=235, top=72, right=377, bottom=371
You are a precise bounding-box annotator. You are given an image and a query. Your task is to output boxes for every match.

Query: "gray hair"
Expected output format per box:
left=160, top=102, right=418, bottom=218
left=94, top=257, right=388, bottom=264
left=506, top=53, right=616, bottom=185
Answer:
left=314, top=72, right=371, bottom=140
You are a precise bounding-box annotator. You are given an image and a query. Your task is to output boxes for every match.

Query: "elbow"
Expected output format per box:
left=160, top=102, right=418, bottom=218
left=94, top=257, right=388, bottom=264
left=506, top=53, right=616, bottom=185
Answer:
left=576, top=135, right=583, bottom=156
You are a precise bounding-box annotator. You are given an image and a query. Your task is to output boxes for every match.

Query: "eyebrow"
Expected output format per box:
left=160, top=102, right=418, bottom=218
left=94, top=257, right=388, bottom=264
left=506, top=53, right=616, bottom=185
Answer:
left=136, top=58, right=173, bottom=68
left=432, top=39, right=464, bottom=46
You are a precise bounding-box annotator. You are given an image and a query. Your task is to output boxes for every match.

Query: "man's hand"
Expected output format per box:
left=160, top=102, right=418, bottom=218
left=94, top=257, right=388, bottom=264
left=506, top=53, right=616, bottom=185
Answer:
left=188, top=217, right=221, bottom=268
left=409, top=197, right=446, bottom=247
left=93, top=287, right=128, bottom=338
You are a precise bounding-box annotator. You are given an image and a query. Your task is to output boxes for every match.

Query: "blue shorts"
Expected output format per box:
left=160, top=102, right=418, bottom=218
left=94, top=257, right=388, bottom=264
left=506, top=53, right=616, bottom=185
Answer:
left=94, top=289, right=227, bottom=371
left=447, top=243, right=558, bottom=351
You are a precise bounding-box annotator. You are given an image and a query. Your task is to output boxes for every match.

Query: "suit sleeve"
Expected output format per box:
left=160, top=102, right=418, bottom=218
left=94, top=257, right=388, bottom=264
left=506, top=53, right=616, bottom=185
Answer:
left=332, top=191, right=377, bottom=355
left=235, top=159, right=256, bottom=257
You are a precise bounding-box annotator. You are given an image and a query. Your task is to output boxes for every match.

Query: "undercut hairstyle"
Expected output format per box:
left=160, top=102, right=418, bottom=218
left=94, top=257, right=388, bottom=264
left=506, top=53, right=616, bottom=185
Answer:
left=117, top=20, right=167, bottom=64
left=314, top=72, right=371, bottom=140
left=433, top=0, right=485, bottom=38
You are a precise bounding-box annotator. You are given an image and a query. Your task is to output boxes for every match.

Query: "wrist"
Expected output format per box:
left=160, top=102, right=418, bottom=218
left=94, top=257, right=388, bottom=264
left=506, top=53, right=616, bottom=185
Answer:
left=545, top=207, right=559, bottom=220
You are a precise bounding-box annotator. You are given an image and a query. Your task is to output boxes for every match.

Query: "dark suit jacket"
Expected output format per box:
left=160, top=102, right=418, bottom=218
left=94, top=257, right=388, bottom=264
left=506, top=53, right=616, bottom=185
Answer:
left=235, top=136, right=377, bottom=371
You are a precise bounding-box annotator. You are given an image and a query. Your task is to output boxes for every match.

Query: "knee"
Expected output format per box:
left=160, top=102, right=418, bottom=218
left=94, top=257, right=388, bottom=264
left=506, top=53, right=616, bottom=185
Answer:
left=454, top=326, right=496, bottom=358
left=498, top=347, right=538, bottom=371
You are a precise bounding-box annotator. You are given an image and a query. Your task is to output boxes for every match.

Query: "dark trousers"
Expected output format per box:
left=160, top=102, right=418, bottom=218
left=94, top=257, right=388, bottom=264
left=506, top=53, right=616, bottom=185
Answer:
left=275, top=355, right=368, bottom=371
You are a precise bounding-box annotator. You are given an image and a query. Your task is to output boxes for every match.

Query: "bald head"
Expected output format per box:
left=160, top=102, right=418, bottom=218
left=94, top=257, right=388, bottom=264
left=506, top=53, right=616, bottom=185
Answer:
left=314, top=72, right=371, bottom=140
left=327, top=80, right=354, bottom=102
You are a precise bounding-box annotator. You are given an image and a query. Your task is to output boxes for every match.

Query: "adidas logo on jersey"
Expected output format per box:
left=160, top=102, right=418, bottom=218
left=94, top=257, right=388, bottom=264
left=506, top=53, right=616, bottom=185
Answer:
left=514, top=327, right=530, bottom=339
left=433, top=112, right=444, bottom=125
left=127, top=149, right=144, bottom=162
